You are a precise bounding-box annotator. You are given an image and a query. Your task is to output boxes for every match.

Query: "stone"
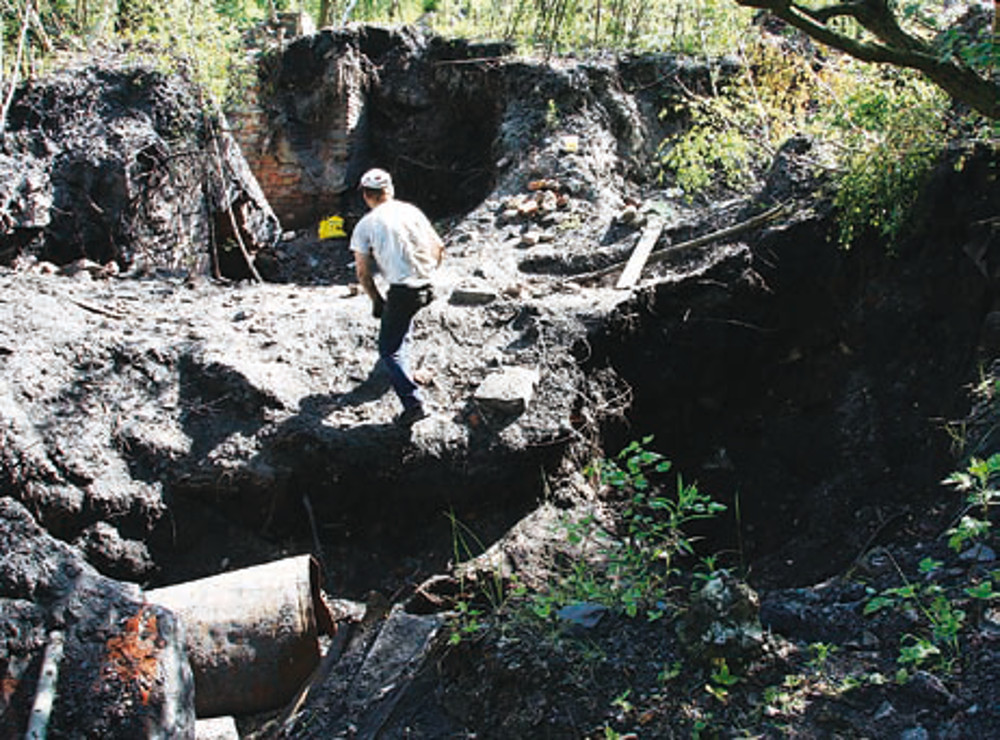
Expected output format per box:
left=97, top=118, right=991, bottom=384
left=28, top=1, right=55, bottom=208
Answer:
left=449, top=279, right=498, bottom=306
left=959, top=543, right=996, bottom=562
left=520, top=231, right=543, bottom=247
left=675, top=571, right=764, bottom=667
left=196, top=716, right=240, bottom=740
left=557, top=602, right=608, bottom=629
left=473, top=367, right=540, bottom=416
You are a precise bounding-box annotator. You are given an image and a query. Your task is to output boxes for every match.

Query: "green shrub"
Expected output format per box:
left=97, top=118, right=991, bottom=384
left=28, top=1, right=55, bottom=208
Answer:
left=527, top=437, right=727, bottom=621
left=825, top=69, right=949, bottom=249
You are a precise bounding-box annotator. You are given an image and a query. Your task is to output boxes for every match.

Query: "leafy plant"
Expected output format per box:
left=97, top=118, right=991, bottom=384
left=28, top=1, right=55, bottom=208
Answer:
left=762, top=676, right=808, bottom=717
left=864, top=557, right=966, bottom=672
left=122, top=0, right=252, bottom=111
left=659, top=92, right=760, bottom=199
left=707, top=657, right=740, bottom=701
left=826, top=68, right=949, bottom=249
left=523, top=438, right=726, bottom=623
left=943, top=452, right=1000, bottom=552
left=449, top=599, right=485, bottom=645
left=807, top=641, right=837, bottom=671
left=897, top=634, right=943, bottom=670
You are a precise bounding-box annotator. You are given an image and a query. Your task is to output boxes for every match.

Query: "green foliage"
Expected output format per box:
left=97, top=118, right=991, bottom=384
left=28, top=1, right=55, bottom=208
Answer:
left=807, top=641, right=837, bottom=671
left=945, top=452, right=1000, bottom=511
left=925, top=4, right=997, bottom=76
left=762, top=675, right=808, bottom=717
left=530, top=437, right=727, bottom=620
left=897, top=634, right=943, bottom=669
left=449, top=599, right=485, bottom=645
left=544, top=98, right=559, bottom=130
left=863, top=553, right=971, bottom=672
left=444, top=509, right=509, bottom=644
left=944, top=452, right=1000, bottom=551
left=659, top=93, right=759, bottom=198
left=381, top=0, right=753, bottom=58
left=826, top=69, right=949, bottom=249
left=860, top=455, right=1000, bottom=671
left=706, top=657, right=740, bottom=702
left=120, top=0, right=252, bottom=110
left=948, top=515, right=991, bottom=553
left=657, top=36, right=827, bottom=201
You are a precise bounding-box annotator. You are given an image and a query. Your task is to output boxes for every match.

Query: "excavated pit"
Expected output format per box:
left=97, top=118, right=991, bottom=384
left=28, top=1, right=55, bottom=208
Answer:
left=147, top=141, right=998, bottom=605
left=584, top=147, right=998, bottom=588
left=4, top=25, right=1000, bottom=735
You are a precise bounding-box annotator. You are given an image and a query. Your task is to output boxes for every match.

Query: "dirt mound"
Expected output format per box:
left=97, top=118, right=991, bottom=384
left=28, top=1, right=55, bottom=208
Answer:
left=0, top=54, right=279, bottom=277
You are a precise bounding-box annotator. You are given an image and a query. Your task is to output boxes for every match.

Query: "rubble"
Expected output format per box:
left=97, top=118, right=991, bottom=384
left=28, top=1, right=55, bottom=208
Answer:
left=473, top=366, right=541, bottom=417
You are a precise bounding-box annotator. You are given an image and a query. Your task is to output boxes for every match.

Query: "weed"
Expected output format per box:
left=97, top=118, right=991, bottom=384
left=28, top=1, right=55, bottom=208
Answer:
left=762, top=675, right=808, bottom=717
left=807, top=642, right=838, bottom=672
left=691, top=709, right=716, bottom=739
left=944, top=453, right=1000, bottom=552
left=861, top=455, right=1000, bottom=672
left=611, top=687, right=634, bottom=714
left=444, top=509, right=507, bottom=644
left=864, top=556, right=966, bottom=672
left=827, top=68, right=949, bottom=250
left=448, top=599, right=485, bottom=645
left=897, top=634, right=945, bottom=670
left=705, top=657, right=740, bottom=703
left=544, top=98, right=560, bottom=130
left=965, top=577, right=1000, bottom=601
left=657, top=660, right=683, bottom=684
left=542, top=437, right=729, bottom=619
left=658, top=92, right=760, bottom=199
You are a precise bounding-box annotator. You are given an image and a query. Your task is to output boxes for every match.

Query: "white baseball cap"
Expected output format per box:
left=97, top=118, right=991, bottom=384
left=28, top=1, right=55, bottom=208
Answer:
left=360, top=168, right=393, bottom=191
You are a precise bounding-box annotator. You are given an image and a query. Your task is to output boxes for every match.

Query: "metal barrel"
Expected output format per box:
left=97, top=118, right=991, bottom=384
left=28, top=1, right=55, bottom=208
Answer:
left=147, top=554, right=333, bottom=718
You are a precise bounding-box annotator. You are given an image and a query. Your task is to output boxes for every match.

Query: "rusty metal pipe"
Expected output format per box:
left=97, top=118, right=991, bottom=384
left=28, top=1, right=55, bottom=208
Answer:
left=147, top=555, right=333, bottom=718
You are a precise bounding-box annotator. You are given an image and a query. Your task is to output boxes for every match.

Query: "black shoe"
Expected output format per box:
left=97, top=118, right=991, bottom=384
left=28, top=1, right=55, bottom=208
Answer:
left=396, top=404, right=427, bottom=427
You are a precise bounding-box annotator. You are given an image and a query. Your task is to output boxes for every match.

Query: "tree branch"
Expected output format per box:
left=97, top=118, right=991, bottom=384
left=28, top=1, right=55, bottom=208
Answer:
left=737, top=0, right=1000, bottom=119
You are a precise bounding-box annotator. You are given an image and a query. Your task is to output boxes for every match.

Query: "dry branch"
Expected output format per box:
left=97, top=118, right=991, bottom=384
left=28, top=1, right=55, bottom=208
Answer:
left=26, top=630, right=64, bottom=740
left=0, top=0, right=31, bottom=141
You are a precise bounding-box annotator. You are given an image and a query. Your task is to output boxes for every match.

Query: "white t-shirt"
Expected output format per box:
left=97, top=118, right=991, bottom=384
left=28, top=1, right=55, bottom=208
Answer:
left=350, top=199, right=442, bottom=286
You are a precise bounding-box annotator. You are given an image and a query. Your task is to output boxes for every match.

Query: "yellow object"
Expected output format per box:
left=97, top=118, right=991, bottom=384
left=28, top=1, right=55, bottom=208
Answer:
left=318, top=214, right=346, bottom=239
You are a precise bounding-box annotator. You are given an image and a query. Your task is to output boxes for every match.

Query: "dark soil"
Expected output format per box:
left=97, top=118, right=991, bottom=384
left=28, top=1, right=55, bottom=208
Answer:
left=2, top=25, right=1000, bottom=740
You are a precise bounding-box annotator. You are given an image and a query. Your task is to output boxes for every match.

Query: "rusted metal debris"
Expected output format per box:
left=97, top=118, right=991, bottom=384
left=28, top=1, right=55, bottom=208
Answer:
left=147, top=554, right=335, bottom=718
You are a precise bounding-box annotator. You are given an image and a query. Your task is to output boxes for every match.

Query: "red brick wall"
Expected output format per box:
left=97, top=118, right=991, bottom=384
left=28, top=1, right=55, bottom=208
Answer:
left=225, top=68, right=364, bottom=231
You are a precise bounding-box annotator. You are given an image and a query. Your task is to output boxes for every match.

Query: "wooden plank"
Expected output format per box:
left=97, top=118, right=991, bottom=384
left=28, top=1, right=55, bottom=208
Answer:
left=615, top=219, right=663, bottom=289
left=575, top=201, right=789, bottom=285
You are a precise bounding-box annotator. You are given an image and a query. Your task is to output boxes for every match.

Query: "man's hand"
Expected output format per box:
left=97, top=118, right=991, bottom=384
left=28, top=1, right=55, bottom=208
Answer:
left=372, top=292, right=385, bottom=319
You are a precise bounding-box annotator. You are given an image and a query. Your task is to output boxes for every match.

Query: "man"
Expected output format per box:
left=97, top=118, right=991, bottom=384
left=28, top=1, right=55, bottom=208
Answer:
left=350, top=168, right=444, bottom=426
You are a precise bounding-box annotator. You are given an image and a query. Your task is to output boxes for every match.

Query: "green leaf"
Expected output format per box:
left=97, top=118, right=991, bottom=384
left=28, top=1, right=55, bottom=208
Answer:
left=965, top=582, right=997, bottom=600
left=918, top=557, right=943, bottom=574
left=864, top=595, right=895, bottom=614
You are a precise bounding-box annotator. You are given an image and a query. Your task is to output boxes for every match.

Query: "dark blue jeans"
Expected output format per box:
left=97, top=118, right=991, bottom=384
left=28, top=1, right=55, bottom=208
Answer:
left=379, top=284, right=432, bottom=411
